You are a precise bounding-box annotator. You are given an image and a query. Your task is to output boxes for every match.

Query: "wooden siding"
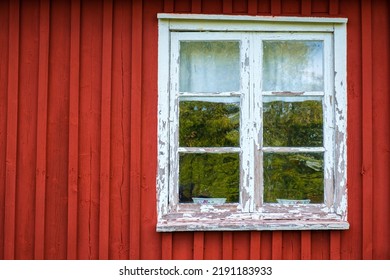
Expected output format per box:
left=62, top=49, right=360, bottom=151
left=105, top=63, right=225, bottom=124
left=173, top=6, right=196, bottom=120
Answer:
left=0, top=0, right=389, bottom=260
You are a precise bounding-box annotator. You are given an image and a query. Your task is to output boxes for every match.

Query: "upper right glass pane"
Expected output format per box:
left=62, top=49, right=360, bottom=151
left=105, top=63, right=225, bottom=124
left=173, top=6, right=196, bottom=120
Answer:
left=263, top=41, right=324, bottom=92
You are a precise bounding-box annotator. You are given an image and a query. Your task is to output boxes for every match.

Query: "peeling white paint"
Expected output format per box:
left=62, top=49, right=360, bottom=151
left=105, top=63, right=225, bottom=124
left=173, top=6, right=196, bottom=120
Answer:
left=157, top=14, right=348, bottom=232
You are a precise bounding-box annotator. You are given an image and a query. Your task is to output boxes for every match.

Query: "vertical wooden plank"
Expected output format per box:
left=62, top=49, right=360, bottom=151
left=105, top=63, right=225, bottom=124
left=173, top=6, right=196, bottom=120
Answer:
left=193, top=232, right=205, bottom=260
left=248, top=0, right=258, bottom=15
left=162, top=233, right=172, bottom=260
left=45, top=0, right=70, bottom=259
left=222, top=232, right=233, bottom=260
left=223, top=0, right=233, bottom=14
left=192, top=0, right=202, bottom=13
left=67, top=0, right=80, bottom=260
left=173, top=232, right=193, bottom=259
left=372, top=0, right=390, bottom=260
left=271, top=231, right=283, bottom=260
left=4, top=0, right=20, bottom=260
left=301, top=231, right=311, bottom=260
left=282, top=232, right=300, bottom=260
left=330, top=231, right=341, bottom=259
left=129, top=0, right=142, bottom=260
left=164, top=0, right=174, bottom=12
left=15, top=0, right=39, bottom=260
left=99, top=0, right=113, bottom=260
left=301, top=0, right=311, bottom=15
left=140, top=1, right=161, bottom=259
left=110, top=0, right=131, bottom=260
left=271, top=0, right=282, bottom=15
left=35, top=0, right=50, bottom=260
left=329, top=0, right=339, bottom=15
left=361, top=0, right=373, bottom=261
left=250, top=232, right=261, bottom=260
left=78, top=0, right=102, bottom=259
left=204, top=232, right=222, bottom=259
left=233, top=232, right=250, bottom=260
left=0, top=0, right=10, bottom=260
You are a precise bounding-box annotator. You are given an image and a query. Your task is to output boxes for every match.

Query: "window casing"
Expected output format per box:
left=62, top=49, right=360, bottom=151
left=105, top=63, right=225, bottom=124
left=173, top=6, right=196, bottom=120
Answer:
left=157, top=14, right=348, bottom=231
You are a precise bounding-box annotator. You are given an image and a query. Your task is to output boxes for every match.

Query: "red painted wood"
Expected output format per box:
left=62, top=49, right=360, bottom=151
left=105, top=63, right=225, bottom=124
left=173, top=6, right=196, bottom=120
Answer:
left=249, top=232, right=261, bottom=259
left=300, top=231, right=311, bottom=260
left=78, top=0, right=103, bottom=259
left=222, top=232, right=233, bottom=259
left=193, top=232, right=205, bottom=259
left=330, top=231, right=341, bottom=260
left=161, top=233, right=173, bottom=260
left=109, top=0, right=131, bottom=260
left=282, top=0, right=301, bottom=15
left=173, top=232, right=193, bottom=259
left=341, top=0, right=363, bottom=259
left=301, top=0, right=311, bottom=15
left=15, top=0, right=39, bottom=260
left=0, top=0, right=9, bottom=261
left=67, top=0, right=80, bottom=260
left=272, top=231, right=283, bottom=259
left=372, top=0, right=390, bottom=260
left=361, top=0, right=373, bottom=260
left=34, top=0, right=50, bottom=260
left=129, top=0, right=142, bottom=260
left=248, top=0, right=257, bottom=15
left=4, top=0, right=20, bottom=260
left=45, top=0, right=71, bottom=259
left=233, top=232, right=250, bottom=259
left=99, top=0, right=113, bottom=260
left=271, top=0, right=282, bottom=15
left=1, top=0, right=390, bottom=261
left=140, top=1, right=162, bottom=259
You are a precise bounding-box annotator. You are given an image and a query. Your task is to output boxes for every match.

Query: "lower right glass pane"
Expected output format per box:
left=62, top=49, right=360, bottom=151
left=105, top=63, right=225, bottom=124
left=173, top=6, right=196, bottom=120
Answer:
left=263, top=152, right=324, bottom=204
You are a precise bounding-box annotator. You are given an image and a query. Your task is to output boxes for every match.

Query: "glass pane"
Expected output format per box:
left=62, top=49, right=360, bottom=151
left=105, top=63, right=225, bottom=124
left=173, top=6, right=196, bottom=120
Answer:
left=263, top=41, right=323, bottom=92
left=263, top=153, right=324, bottom=203
left=180, top=41, right=240, bottom=92
left=179, top=153, right=239, bottom=203
left=179, top=100, right=240, bottom=147
left=263, top=96, right=323, bottom=147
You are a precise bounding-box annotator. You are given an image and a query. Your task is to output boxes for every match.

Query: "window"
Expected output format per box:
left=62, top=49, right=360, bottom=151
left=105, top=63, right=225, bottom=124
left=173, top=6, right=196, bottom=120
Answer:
left=157, top=14, right=348, bottom=231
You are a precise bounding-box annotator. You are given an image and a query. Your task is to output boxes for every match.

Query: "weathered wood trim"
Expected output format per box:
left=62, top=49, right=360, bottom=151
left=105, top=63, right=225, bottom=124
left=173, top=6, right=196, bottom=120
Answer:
left=157, top=14, right=348, bottom=232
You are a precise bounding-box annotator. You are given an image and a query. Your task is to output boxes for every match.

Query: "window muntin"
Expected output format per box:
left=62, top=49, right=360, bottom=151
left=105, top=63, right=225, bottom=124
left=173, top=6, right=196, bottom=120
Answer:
left=157, top=15, right=348, bottom=231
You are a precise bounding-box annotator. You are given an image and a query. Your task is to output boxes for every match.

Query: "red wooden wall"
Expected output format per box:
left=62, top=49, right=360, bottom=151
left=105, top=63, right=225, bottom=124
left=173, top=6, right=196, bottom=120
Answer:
left=0, top=0, right=389, bottom=260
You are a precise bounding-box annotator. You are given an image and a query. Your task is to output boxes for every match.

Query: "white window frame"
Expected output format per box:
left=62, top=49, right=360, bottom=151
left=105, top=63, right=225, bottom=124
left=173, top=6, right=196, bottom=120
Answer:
left=157, top=14, right=348, bottom=231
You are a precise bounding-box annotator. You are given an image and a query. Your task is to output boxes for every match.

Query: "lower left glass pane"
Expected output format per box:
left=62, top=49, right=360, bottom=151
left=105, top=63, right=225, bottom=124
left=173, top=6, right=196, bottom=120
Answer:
left=179, top=153, right=240, bottom=203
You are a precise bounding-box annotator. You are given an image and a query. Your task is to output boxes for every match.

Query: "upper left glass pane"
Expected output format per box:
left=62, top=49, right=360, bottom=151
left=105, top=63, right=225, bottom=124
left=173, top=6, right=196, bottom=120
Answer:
left=179, top=41, right=240, bottom=93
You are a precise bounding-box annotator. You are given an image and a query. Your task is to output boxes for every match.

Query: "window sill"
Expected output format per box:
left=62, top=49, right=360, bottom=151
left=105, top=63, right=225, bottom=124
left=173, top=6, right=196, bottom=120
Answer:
left=157, top=213, right=349, bottom=232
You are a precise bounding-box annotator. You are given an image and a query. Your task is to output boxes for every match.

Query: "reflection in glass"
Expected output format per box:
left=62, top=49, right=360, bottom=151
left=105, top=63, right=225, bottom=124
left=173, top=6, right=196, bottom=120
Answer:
left=179, top=153, right=240, bottom=203
left=263, top=41, right=323, bottom=92
left=180, top=41, right=240, bottom=92
left=263, top=153, right=324, bottom=203
left=179, top=101, right=240, bottom=147
left=263, top=97, right=323, bottom=147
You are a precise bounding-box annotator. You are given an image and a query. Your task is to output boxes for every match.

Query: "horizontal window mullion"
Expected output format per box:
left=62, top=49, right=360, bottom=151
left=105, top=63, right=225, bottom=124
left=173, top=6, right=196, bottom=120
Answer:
left=262, top=147, right=325, bottom=153
left=178, top=147, right=241, bottom=153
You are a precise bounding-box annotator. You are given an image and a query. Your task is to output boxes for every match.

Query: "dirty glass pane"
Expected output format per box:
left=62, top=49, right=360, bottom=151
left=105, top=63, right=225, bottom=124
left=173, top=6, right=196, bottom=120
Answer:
left=263, top=153, right=324, bottom=203
left=179, top=100, right=240, bottom=147
left=263, top=41, right=323, bottom=92
left=263, top=96, right=323, bottom=147
left=179, top=153, right=240, bottom=203
left=180, top=41, right=240, bottom=92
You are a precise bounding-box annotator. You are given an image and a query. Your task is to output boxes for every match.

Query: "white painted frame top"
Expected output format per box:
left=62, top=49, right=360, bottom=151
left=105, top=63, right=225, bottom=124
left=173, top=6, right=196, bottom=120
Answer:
left=157, top=14, right=348, bottom=232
